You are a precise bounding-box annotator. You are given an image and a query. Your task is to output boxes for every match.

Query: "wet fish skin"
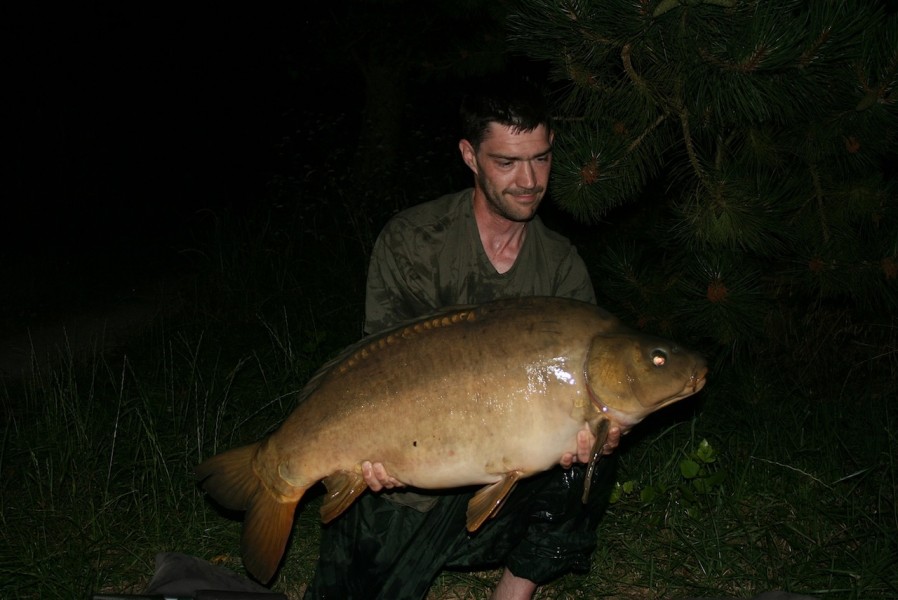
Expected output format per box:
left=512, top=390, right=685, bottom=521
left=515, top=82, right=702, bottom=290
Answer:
left=196, top=296, right=707, bottom=583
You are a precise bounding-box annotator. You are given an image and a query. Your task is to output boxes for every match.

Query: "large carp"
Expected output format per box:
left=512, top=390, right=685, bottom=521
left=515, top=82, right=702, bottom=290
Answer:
left=196, top=296, right=707, bottom=583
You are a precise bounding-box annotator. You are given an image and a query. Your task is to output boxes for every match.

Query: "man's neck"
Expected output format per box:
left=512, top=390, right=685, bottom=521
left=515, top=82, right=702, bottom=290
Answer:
left=472, top=193, right=528, bottom=274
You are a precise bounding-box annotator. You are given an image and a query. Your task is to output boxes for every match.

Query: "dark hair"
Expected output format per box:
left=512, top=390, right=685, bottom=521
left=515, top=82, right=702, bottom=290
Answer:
left=459, top=76, right=552, bottom=149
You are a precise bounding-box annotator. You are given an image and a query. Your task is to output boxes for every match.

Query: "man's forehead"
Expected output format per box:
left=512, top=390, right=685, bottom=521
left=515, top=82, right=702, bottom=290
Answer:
left=480, top=122, right=553, bottom=156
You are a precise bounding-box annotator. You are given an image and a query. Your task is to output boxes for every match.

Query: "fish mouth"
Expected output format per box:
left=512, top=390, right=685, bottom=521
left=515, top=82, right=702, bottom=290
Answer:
left=589, top=365, right=709, bottom=429
left=689, top=365, right=709, bottom=394
left=657, top=365, right=708, bottom=407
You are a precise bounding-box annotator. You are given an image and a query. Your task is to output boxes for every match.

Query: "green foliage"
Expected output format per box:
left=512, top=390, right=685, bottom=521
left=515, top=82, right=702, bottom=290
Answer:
left=591, top=369, right=898, bottom=597
left=611, top=438, right=725, bottom=520
left=508, top=0, right=898, bottom=371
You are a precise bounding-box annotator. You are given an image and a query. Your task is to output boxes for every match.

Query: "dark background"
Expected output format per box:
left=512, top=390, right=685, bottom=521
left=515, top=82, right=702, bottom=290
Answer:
left=6, top=1, right=896, bottom=337
left=7, top=3, right=363, bottom=257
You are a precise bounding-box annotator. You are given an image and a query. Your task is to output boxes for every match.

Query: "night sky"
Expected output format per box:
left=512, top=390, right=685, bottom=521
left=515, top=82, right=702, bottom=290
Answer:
left=7, top=3, right=347, bottom=258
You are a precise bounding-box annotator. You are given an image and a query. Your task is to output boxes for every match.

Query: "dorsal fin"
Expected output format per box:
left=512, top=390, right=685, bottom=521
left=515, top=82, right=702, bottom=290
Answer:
left=334, top=308, right=478, bottom=375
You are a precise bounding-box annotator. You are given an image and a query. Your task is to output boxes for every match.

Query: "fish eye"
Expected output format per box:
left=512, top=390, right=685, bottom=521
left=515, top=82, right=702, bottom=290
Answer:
left=650, top=349, right=667, bottom=366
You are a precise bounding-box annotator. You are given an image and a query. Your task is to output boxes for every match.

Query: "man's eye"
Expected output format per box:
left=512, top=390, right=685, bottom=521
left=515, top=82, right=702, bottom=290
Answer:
left=498, top=161, right=513, bottom=168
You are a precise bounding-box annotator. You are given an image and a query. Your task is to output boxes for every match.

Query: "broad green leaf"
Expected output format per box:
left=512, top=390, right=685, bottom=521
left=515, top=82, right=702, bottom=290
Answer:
left=696, top=439, right=717, bottom=464
left=640, top=486, right=658, bottom=503
left=680, top=458, right=701, bottom=479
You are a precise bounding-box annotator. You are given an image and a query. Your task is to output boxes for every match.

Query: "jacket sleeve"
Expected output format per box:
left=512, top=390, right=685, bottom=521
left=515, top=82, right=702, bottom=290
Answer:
left=363, top=219, right=437, bottom=335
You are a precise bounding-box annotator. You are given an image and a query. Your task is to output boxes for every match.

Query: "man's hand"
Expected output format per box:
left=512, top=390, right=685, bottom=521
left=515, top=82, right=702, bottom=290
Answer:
left=559, top=423, right=621, bottom=468
left=361, top=461, right=404, bottom=492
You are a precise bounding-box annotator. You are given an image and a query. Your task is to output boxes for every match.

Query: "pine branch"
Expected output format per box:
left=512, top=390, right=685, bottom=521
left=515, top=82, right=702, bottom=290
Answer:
left=807, top=164, right=831, bottom=244
left=621, top=43, right=649, bottom=99
left=509, top=0, right=897, bottom=354
left=677, top=105, right=711, bottom=193
left=627, top=113, right=668, bottom=155
left=653, top=0, right=736, bottom=19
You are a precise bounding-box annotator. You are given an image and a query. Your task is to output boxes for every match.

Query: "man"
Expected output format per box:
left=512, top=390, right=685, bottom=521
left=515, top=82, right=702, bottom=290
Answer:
left=304, top=76, right=621, bottom=600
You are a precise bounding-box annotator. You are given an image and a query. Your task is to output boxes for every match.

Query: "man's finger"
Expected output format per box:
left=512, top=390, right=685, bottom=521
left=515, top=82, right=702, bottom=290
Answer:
left=577, top=429, right=594, bottom=463
left=372, top=462, right=394, bottom=488
left=361, top=461, right=384, bottom=492
left=603, top=426, right=622, bottom=456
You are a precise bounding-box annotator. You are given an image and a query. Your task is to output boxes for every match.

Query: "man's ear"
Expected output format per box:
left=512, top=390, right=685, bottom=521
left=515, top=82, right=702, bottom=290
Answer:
left=458, top=139, right=478, bottom=174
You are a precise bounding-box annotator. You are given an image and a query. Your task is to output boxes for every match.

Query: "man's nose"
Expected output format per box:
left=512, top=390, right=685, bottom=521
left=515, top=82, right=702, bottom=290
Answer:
left=518, top=160, right=536, bottom=188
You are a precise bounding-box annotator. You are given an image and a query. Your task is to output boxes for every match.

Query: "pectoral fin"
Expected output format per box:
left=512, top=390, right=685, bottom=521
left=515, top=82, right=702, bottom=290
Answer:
left=465, top=471, right=523, bottom=532
left=582, top=417, right=611, bottom=504
left=320, top=470, right=368, bottom=523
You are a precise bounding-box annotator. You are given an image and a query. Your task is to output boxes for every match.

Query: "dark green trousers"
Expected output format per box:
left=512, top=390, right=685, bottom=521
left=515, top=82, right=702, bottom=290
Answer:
left=303, top=457, right=617, bottom=600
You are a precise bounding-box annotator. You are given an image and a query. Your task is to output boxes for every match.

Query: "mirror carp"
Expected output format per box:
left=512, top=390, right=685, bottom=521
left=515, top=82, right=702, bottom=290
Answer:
left=196, top=296, right=707, bottom=583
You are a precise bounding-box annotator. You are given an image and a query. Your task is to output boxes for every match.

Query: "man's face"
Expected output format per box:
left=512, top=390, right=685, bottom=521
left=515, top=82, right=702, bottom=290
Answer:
left=460, top=123, right=554, bottom=223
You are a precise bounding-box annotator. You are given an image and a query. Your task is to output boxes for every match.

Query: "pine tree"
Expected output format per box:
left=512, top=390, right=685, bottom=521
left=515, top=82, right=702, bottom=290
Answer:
left=507, top=0, right=898, bottom=380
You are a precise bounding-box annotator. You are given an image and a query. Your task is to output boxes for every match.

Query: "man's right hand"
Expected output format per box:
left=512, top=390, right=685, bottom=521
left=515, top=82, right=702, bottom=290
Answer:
left=361, top=461, right=404, bottom=491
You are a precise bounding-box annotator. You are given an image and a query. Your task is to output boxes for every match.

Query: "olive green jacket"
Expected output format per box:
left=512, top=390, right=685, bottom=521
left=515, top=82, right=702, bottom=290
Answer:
left=364, top=188, right=596, bottom=336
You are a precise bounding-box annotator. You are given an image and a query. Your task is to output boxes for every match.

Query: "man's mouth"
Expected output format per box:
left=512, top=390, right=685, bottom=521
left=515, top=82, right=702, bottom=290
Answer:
left=508, top=189, right=543, bottom=202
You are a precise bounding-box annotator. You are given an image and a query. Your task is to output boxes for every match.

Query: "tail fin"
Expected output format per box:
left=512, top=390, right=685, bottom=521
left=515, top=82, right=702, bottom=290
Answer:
left=195, top=443, right=302, bottom=584
left=196, top=443, right=262, bottom=511
left=242, top=492, right=299, bottom=583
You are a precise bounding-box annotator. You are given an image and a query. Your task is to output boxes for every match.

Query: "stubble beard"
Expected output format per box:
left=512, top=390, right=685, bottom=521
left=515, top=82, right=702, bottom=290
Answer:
left=478, top=171, right=544, bottom=224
